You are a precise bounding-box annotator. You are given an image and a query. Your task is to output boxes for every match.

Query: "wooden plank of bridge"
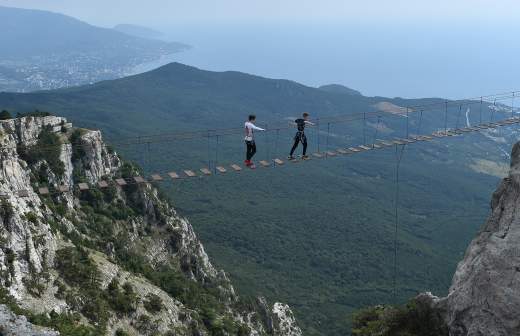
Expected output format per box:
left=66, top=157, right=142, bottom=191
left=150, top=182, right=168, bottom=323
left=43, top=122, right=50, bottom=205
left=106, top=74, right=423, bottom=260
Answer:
left=168, top=172, right=180, bottom=179
left=151, top=174, right=163, bottom=181
left=216, top=166, right=227, bottom=173
left=326, top=151, right=337, bottom=157
left=457, top=128, right=472, bottom=133
left=200, top=168, right=212, bottom=176
left=184, top=170, right=197, bottom=177
left=98, top=180, right=109, bottom=188
left=336, top=148, right=349, bottom=154
left=259, top=160, right=270, bottom=167
left=58, top=185, right=69, bottom=192
left=78, top=183, right=89, bottom=191
left=359, top=145, right=372, bottom=150
left=313, top=152, right=324, bottom=158
left=274, top=158, right=284, bottom=165
left=372, top=144, right=383, bottom=149
left=134, top=176, right=146, bottom=184
left=230, top=164, right=242, bottom=171
left=116, top=178, right=127, bottom=186
left=348, top=147, right=361, bottom=152
left=18, top=190, right=29, bottom=197
left=38, top=187, right=49, bottom=195
left=392, top=140, right=406, bottom=145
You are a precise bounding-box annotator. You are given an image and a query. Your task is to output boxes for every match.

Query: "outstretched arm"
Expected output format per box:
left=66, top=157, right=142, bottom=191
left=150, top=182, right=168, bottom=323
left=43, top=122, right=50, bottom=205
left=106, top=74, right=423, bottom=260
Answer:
left=304, top=120, right=315, bottom=126
left=251, top=124, right=265, bottom=131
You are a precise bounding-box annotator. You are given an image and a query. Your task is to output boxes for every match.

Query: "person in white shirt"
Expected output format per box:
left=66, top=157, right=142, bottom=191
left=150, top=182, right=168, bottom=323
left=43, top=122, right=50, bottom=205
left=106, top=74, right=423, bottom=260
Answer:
left=244, top=114, right=265, bottom=167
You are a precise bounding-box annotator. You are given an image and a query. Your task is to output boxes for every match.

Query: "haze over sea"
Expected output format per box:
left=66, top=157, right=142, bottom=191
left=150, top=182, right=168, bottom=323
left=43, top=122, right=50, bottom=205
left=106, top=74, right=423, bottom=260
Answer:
left=145, top=23, right=519, bottom=100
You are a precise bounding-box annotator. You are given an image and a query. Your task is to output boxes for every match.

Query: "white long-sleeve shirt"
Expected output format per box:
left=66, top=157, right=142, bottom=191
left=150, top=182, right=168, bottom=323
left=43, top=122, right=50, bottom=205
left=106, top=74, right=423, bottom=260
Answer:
left=244, top=121, right=265, bottom=141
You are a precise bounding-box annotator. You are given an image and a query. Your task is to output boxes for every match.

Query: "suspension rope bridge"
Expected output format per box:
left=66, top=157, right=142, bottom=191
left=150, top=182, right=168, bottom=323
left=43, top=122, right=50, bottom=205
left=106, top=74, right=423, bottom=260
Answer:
left=6, top=114, right=519, bottom=198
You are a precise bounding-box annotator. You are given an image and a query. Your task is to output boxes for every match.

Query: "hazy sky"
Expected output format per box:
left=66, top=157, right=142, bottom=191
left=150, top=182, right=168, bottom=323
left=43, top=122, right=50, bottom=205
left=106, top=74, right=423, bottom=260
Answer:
left=1, top=0, right=518, bottom=98
left=1, top=0, right=520, bottom=27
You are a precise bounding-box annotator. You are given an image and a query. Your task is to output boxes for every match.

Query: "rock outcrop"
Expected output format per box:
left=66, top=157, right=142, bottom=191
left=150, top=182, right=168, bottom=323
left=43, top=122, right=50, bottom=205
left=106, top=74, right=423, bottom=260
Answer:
left=0, top=304, right=58, bottom=336
left=272, top=303, right=302, bottom=336
left=0, top=115, right=301, bottom=335
left=442, top=141, right=520, bottom=336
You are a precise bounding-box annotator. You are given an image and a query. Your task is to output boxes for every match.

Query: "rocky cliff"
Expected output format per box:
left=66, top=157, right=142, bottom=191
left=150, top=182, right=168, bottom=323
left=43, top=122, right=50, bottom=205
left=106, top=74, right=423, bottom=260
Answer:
left=0, top=115, right=302, bottom=336
left=352, top=142, right=520, bottom=336
left=441, top=141, right=520, bottom=336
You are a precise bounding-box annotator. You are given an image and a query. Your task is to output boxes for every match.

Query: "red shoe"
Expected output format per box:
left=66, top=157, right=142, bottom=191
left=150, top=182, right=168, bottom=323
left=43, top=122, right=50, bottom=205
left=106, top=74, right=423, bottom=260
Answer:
left=244, top=160, right=252, bottom=166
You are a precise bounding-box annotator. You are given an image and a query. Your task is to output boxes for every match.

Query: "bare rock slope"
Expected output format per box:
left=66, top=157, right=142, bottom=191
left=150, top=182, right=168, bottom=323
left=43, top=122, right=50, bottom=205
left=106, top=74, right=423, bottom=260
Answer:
left=442, top=141, right=520, bottom=335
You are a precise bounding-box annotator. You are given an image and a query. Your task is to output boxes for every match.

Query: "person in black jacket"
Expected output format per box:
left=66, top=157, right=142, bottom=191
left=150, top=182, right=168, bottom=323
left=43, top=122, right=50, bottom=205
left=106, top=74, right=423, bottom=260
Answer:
left=288, top=112, right=314, bottom=160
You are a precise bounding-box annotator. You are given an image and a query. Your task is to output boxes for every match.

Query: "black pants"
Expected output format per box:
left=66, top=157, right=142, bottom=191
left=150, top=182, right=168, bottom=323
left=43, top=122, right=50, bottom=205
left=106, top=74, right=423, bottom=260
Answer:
left=246, top=140, right=257, bottom=160
left=290, top=132, right=307, bottom=156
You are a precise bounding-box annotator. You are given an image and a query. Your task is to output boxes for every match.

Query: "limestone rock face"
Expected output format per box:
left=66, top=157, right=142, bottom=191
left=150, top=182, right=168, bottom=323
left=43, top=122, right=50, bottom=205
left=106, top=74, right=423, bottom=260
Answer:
left=0, top=304, right=58, bottom=336
left=272, top=303, right=303, bottom=336
left=444, top=141, right=520, bottom=336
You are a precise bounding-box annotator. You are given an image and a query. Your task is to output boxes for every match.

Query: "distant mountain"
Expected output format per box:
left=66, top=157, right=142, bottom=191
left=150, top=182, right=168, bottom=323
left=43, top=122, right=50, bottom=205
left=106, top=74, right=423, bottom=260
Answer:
left=0, top=62, right=515, bottom=335
left=113, top=23, right=165, bottom=40
left=319, top=84, right=362, bottom=96
left=0, top=6, right=189, bottom=92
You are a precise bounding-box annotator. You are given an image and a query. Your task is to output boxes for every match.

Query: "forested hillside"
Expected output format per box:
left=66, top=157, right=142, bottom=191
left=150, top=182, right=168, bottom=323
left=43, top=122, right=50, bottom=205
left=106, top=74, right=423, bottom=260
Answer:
left=0, top=63, right=516, bottom=335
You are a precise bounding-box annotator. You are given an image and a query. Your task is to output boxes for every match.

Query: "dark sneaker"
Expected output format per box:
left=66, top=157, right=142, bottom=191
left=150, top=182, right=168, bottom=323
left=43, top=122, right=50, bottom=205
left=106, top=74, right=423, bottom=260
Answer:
left=302, top=155, right=310, bottom=160
left=288, top=156, right=296, bottom=160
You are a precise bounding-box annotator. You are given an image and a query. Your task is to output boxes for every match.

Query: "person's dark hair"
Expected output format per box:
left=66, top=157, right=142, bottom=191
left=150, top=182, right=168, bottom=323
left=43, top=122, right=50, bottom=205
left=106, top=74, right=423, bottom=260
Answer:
left=303, top=112, right=310, bottom=118
left=248, top=114, right=256, bottom=121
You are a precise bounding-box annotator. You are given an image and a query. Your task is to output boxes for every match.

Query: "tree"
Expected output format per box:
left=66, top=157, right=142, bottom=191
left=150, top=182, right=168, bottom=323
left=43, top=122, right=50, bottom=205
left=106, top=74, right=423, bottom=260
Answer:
left=0, top=110, right=12, bottom=120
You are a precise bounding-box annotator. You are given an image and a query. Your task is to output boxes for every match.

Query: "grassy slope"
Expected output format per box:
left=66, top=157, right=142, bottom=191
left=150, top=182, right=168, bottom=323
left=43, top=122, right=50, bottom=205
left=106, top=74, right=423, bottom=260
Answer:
left=0, top=63, right=509, bottom=335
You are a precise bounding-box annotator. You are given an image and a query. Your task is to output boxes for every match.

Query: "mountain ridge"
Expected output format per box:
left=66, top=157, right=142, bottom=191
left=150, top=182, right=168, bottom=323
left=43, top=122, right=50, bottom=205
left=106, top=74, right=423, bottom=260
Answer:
left=0, top=6, right=188, bottom=92
left=318, top=84, right=362, bottom=96
left=113, top=24, right=166, bottom=40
